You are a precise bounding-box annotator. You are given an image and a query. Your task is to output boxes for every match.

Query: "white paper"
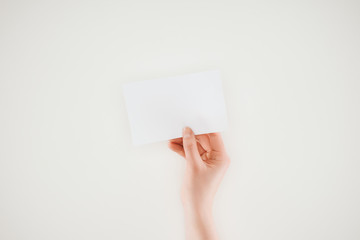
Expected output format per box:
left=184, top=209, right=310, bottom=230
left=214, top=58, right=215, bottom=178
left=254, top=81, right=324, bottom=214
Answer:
left=123, top=70, right=228, bottom=145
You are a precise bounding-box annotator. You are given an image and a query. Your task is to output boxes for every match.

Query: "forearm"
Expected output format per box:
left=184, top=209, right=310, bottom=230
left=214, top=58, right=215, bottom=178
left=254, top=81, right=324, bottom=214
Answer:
left=183, top=204, right=218, bottom=240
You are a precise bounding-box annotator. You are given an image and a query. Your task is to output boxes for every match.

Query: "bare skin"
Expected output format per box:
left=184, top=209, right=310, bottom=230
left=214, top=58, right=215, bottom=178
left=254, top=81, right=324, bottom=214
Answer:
left=168, top=127, right=230, bottom=240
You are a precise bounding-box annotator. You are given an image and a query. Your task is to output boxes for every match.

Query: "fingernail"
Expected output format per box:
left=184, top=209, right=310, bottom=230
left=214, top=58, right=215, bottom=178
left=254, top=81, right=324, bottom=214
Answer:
left=183, top=127, right=191, bottom=138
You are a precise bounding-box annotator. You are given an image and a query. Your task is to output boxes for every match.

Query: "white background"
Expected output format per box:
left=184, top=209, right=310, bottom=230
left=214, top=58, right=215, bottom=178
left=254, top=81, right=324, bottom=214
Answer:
left=1, top=0, right=359, bottom=239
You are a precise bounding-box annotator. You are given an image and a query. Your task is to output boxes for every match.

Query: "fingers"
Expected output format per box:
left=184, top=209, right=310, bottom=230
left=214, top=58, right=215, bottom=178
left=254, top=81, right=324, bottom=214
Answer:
left=169, top=129, right=224, bottom=165
left=208, top=132, right=225, bottom=151
left=168, top=142, right=185, bottom=158
left=182, top=127, right=202, bottom=164
left=196, top=141, right=206, bottom=156
left=169, top=134, right=206, bottom=161
left=196, top=134, right=211, bottom=152
left=169, top=137, right=183, bottom=145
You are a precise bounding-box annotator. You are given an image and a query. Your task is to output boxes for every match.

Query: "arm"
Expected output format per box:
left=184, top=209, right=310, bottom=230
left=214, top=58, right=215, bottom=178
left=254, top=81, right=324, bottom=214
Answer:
left=168, top=127, right=230, bottom=240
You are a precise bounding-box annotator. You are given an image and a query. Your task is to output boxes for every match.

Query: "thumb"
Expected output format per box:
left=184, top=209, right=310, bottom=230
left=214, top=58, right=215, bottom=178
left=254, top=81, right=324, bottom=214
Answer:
left=182, top=127, right=201, bottom=164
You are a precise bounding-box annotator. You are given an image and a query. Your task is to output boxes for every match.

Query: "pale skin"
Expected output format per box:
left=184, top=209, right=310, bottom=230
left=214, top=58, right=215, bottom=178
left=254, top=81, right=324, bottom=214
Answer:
left=168, top=127, right=230, bottom=240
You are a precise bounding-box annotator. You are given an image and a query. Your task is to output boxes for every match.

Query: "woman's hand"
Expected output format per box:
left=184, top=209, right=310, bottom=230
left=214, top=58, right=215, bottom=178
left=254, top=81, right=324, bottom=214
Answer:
left=168, top=127, right=230, bottom=240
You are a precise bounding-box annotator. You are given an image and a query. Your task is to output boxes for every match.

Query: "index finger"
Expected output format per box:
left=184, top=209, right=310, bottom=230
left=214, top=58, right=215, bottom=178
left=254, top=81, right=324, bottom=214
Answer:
left=169, top=137, right=183, bottom=145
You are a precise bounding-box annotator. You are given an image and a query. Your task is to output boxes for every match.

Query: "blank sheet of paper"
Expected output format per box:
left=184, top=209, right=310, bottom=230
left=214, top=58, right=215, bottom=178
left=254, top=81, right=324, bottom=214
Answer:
left=123, top=70, right=228, bottom=145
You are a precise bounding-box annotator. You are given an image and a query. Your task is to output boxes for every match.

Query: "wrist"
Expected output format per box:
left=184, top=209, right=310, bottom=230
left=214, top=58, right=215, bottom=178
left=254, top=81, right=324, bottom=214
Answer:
left=181, top=191, right=214, bottom=208
left=182, top=199, right=213, bottom=216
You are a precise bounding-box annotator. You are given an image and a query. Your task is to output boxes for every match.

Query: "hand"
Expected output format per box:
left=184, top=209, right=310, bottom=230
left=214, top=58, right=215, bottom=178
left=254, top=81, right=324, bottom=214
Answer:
left=168, top=127, right=230, bottom=240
